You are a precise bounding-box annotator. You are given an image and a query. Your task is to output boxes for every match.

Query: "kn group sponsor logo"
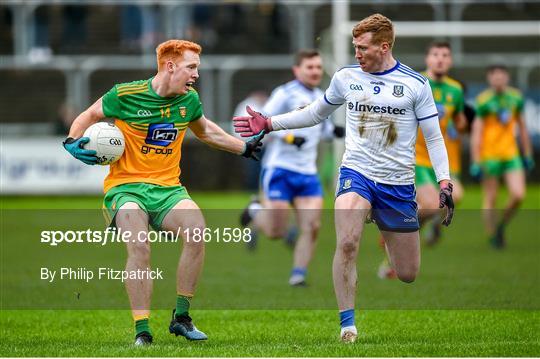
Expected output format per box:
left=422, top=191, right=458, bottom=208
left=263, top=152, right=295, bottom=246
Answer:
left=145, top=123, right=178, bottom=147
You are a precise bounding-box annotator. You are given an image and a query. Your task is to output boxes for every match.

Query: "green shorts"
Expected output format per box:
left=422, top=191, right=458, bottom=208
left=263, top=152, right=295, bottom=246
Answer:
left=103, top=182, right=191, bottom=229
left=415, top=165, right=460, bottom=187
left=481, top=156, right=523, bottom=177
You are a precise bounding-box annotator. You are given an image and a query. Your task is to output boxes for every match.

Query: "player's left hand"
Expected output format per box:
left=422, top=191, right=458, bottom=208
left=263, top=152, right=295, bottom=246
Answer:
left=438, top=182, right=454, bottom=226
left=233, top=106, right=272, bottom=137
left=241, top=131, right=265, bottom=161
left=333, top=126, right=345, bottom=138
left=523, top=156, right=535, bottom=172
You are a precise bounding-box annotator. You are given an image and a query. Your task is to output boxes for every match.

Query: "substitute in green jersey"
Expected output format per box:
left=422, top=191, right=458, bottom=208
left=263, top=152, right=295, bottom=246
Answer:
left=63, top=40, right=263, bottom=345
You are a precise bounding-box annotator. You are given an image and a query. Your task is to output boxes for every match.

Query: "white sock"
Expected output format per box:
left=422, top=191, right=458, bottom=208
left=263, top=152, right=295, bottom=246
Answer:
left=248, top=203, right=263, bottom=218
left=340, top=325, right=357, bottom=336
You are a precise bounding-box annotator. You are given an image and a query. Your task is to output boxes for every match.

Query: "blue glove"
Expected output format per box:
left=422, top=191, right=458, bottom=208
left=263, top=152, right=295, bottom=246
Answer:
left=469, top=162, right=482, bottom=182
left=523, top=156, right=535, bottom=172
left=63, top=137, right=98, bottom=165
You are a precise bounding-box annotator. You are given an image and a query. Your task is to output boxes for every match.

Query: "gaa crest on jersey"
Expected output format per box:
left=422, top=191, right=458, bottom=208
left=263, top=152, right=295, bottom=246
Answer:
left=145, top=123, right=178, bottom=146
left=179, top=106, right=187, bottom=118
left=392, top=85, right=404, bottom=97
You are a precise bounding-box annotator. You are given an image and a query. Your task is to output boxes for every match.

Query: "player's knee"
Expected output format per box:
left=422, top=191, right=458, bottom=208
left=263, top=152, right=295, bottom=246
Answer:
left=266, top=225, right=287, bottom=240
left=301, top=220, right=320, bottom=240
left=338, top=235, right=359, bottom=260
left=129, top=241, right=151, bottom=263
left=510, top=189, right=525, bottom=204
left=183, top=226, right=206, bottom=251
left=396, top=265, right=418, bottom=283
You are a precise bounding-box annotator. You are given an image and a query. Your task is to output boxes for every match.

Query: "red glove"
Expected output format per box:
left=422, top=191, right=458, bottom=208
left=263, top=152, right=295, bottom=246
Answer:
left=233, top=106, right=272, bottom=137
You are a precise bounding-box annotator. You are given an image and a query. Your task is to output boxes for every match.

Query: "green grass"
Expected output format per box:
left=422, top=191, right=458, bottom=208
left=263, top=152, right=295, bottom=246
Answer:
left=1, top=310, right=538, bottom=357
left=1, top=186, right=539, bottom=356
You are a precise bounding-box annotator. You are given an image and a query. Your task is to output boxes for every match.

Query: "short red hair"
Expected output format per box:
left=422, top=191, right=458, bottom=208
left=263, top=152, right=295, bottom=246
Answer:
left=156, top=40, right=202, bottom=71
left=352, top=14, right=395, bottom=49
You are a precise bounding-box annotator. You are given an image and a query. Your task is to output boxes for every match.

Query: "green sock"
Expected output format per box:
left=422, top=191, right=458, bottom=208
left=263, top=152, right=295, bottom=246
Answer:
left=135, top=318, right=151, bottom=336
left=176, top=295, right=192, bottom=317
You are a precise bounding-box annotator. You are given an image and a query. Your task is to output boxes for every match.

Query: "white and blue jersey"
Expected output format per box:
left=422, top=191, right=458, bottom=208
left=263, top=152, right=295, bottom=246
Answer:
left=325, top=61, right=439, bottom=231
left=325, top=61, right=439, bottom=185
left=262, top=80, right=333, bottom=175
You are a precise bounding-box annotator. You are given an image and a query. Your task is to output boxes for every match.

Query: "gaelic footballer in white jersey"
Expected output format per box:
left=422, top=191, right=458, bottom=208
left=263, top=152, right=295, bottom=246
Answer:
left=324, top=61, right=447, bottom=185
left=234, top=14, right=454, bottom=343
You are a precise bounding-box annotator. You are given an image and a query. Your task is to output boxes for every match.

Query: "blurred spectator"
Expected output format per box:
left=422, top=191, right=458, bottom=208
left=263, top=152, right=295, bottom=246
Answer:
left=120, top=5, right=143, bottom=52
left=29, top=5, right=88, bottom=61
left=60, top=6, right=88, bottom=54
left=29, top=6, right=52, bottom=63
left=140, top=5, right=164, bottom=53
left=185, top=4, right=217, bottom=49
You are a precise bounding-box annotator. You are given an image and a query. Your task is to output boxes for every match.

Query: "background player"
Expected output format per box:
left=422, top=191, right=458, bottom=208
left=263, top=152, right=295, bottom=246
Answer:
left=470, top=65, right=534, bottom=248
left=234, top=14, right=454, bottom=342
left=240, top=49, right=344, bottom=286
left=63, top=39, right=263, bottom=345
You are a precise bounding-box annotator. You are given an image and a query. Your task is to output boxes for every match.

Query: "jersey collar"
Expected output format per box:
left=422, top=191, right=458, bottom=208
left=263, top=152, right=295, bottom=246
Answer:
left=370, top=60, right=400, bottom=76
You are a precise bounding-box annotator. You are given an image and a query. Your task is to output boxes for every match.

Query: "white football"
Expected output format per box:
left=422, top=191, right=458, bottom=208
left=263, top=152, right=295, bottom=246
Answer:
left=83, top=122, right=125, bottom=165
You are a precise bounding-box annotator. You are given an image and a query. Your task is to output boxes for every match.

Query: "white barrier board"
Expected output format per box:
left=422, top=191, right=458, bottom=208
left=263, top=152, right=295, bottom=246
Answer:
left=1, top=137, right=108, bottom=194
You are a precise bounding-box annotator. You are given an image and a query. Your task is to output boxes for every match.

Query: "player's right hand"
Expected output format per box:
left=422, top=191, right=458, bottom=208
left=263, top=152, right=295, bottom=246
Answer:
left=233, top=106, right=272, bottom=137
left=62, top=137, right=98, bottom=165
left=469, top=162, right=482, bottom=182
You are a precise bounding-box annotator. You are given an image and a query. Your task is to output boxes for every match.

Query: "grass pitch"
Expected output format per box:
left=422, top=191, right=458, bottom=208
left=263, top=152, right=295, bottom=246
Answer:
left=1, top=185, right=539, bottom=357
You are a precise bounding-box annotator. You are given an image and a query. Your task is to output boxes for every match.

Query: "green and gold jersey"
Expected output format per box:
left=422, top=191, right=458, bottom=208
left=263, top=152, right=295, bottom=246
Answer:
left=475, top=87, right=524, bottom=161
left=416, top=74, right=464, bottom=173
left=101, top=78, right=203, bottom=193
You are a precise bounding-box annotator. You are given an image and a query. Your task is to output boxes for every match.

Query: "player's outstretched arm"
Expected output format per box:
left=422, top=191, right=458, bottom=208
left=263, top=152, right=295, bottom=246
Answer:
left=189, top=115, right=264, bottom=160
left=233, top=96, right=339, bottom=137
left=63, top=97, right=105, bottom=165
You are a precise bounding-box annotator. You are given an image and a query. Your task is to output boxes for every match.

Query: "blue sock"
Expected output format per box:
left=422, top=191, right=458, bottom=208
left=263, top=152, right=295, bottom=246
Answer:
left=291, top=267, right=306, bottom=277
left=339, top=309, right=355, bottom=328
